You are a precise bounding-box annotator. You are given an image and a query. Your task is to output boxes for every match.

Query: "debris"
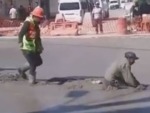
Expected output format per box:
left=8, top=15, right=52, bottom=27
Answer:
left=91, top=80, right=102, bottom=84
left=135, top=84, right=149, bottom=92
left=0, top=73, right=25, bottom=83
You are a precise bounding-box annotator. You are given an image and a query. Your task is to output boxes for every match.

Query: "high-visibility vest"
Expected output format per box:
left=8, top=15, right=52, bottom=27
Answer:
left=21, top=16, right=37, bottom=52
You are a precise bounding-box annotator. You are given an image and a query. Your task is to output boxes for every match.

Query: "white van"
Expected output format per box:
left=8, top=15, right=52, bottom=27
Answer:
left=58, top=0, right=87, bottom=24
left=109, top=0, right=119, bottom=9
left=120, top=0, right=126, bottom=9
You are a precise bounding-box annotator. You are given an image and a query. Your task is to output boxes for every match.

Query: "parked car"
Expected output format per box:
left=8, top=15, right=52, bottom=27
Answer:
left=58, top=0, right=88, bottom=24
left=120, top=0, right=125, bottom=9
left=109, top=0, right=119, bottom=9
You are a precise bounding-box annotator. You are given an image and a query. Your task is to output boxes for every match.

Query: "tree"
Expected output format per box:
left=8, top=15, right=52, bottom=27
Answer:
left=137, top=0, right=147, bottom=5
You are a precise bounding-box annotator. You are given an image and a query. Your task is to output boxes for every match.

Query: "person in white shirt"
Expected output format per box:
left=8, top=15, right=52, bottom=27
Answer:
left=9, top=5, right=17, bottom=20
left=92, top=2, right=103, bottom=34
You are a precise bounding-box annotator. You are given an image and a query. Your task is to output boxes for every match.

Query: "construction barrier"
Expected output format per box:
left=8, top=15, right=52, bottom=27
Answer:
left=55, top=13, right=65, bottom=23
left=141, top=15, right=150, bottom=32
left=0, top=20, right=21, bottom=27
left=50, top=22, right=78, bottom=36
left=117, top=17, right=127, bottom=34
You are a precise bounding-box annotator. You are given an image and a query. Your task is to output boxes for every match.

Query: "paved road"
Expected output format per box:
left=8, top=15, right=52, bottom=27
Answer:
left=0, top=37, right=150, bottom=113
left=109, top=8, right=126, bottom=18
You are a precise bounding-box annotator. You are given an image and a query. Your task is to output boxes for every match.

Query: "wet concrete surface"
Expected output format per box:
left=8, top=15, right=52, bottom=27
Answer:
left=0, top=37, right=150, bottom=113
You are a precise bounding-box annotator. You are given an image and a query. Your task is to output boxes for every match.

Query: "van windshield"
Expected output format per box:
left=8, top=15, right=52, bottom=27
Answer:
left=110, top=1, right=118, bottom=3
left=121, top=0, right=125, bottom=3
left=60, top=2, right=80, bottom=10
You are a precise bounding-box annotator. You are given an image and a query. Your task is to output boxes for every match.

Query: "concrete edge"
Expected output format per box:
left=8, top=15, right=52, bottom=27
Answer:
left=0, top=33, right=150, bottom=39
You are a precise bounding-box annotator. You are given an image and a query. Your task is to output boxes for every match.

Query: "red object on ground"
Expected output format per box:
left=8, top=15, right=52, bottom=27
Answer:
left=141, top=16, right=150, bottom=32
left=117, top=18, right=127, bottom=34
left=50, top=22, right=78, bottom=36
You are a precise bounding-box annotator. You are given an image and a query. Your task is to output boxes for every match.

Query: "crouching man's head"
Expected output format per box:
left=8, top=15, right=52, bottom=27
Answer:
left=125, top=52, right=139, bottom=65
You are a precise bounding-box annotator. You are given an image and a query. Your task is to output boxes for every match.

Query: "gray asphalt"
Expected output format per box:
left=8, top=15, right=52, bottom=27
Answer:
left=0, top=36, right=150, bottom=113
left=109, top=8, right=126, bottom=18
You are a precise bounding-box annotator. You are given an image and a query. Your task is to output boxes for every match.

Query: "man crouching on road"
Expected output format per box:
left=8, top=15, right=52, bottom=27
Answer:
left=104, top=52, right=147, bottom=90
left=18, top=6, right=44, bottom=84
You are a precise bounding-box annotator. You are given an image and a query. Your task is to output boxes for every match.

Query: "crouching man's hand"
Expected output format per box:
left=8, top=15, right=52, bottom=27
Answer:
left=136, top=84, right=148, bottom=91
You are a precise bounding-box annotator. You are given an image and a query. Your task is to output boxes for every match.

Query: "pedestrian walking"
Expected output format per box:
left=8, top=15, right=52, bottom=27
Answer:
left=9, top=5, right=17, bottom=20
left=92, top=2, right=103, bottom=34
left=104, top=52, right=147, bottom=90
left=18, top=6, right=44, bottom=84
left=130, top=1, right=141, bottom=31
left=27, top=5, right=33, bottom=16
left=17, top=5, right=26, bottom=21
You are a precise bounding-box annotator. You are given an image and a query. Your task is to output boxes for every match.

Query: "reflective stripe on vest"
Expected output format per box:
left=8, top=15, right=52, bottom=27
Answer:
left=21, top=16, right=36, bottom=52
left=22, top=35, right=36, bottom=51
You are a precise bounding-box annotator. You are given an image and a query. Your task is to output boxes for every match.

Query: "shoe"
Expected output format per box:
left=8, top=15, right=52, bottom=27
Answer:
left=28, top=74, right=36, bottom=85
left=18, top=68, right=28, bottom=80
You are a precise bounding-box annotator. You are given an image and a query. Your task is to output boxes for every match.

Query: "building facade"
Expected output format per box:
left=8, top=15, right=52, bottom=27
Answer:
left=0, top=0, right=51, bottom=18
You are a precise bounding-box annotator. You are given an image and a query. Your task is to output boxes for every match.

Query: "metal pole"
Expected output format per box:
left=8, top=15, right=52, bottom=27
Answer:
left=43, top=0, right=50, bottom=19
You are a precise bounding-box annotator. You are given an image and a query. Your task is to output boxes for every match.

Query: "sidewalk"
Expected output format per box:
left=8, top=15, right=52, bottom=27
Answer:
left=1, top=33, right=150, bottom=39
left=0, top=19, right=150, bottom=38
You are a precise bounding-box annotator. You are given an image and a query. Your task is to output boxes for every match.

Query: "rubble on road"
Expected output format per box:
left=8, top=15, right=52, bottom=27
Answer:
left=0, top=73, right=25, bottom=83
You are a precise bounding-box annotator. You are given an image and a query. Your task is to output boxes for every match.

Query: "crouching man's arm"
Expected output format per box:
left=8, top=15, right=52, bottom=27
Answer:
left=122, top=66, right=140, bottom=88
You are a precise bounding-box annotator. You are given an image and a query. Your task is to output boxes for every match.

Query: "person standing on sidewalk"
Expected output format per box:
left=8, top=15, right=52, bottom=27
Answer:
left=130, top=1, right=141, bottom=31
left=18, top=6, right=44, bottom=84
left=92, top=2, right=103, bottom=34
left=9, top=5, right=17, bottom=20
left=27, top=5, right=33, bottom=16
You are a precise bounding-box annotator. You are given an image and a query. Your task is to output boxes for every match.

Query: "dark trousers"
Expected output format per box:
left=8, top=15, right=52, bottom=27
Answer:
left=94, top=19, right=103, bottom=33
left=22, top=50, right=43, bottom=75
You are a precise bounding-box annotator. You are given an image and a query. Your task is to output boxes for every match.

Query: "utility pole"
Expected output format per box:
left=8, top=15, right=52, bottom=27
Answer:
left=40, top=0, right=50, bottom=19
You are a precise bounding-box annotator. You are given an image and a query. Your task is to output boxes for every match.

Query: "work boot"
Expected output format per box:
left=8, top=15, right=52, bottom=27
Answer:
left=18, top=68, right=28, bottom=80
left=28, top=73, right=36, bottom=85
left=18, top=63, right=30, bottom=80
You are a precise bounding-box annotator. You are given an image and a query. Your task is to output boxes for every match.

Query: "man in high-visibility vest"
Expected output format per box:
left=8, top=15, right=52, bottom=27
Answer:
left=18, top=6, right=44, bottom=84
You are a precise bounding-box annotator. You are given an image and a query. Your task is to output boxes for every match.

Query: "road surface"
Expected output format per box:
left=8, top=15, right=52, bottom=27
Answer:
left=109, top=8, right=126, bottom=18
left=0, top=36, right=150, bottom=113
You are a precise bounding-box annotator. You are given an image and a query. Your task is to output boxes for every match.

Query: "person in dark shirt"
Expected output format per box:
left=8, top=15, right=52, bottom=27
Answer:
left=131, top=1, right=142, bottom=31
left=139, top=2, right=150, bottom=15
left=131, top=1, right=141, bottom=17
left=17, top=5, right=26, bottom=21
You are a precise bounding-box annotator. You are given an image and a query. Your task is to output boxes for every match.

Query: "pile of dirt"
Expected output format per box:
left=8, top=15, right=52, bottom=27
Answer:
left=0, top=73, right=25, bottom=83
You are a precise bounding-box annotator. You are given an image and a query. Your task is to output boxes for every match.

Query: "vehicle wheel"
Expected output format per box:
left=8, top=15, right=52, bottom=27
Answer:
left=115, top=6, right=118, bottom=9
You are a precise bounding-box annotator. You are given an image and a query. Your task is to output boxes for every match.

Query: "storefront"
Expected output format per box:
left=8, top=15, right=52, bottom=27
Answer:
left=0, top=0, right=50, bottom=19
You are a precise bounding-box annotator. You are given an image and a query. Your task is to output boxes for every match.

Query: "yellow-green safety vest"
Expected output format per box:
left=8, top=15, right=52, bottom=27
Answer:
left=21, top=16, right=37, bottom=52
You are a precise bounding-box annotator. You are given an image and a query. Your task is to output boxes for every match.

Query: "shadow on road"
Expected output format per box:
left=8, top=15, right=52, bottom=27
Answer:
left=85, top=106, right=150, bottom=113
left=64, top=90, right=89, bottom=104
left=30, top=96, right=150, bottom=113
left=0, top=67, right=17, bottom=71
left=37, top=76, right=103, bottom=85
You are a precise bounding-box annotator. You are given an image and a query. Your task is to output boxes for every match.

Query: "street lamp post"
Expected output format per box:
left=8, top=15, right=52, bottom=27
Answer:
left=40, top=0, right=50, bottom=19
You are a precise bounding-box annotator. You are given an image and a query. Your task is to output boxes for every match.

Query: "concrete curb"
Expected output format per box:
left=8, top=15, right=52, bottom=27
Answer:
left=0, top=33, right=150, bottom=39
left=46, top=33, right=150, bottom=39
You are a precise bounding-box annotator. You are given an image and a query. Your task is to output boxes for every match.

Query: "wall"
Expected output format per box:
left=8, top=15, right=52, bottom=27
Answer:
left=0, top=0, right=59, bottom=18
left=49, top=0, right=59, bottom=17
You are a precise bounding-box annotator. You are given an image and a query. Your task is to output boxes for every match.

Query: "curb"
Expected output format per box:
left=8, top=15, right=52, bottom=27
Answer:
left=0, top=33, right=150, bottom=39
